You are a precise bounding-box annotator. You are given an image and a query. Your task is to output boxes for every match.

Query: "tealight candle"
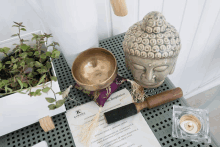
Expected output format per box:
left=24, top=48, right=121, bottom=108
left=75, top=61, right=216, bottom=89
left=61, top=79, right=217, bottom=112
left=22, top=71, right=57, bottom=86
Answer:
left=172, top=105, right=210, bottom=143
left=179, top=114, right=201, bottom=134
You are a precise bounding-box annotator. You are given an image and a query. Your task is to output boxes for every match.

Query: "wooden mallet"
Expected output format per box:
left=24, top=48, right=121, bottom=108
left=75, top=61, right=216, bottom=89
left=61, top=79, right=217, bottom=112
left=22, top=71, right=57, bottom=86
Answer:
left=104, top=87, right=183, bottom=124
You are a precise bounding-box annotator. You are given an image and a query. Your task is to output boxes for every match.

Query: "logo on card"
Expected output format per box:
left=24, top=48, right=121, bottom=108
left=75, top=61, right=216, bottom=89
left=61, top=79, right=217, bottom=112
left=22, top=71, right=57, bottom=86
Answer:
left=74, top=109, right=85, bottom=118
left=76, top=110, right=81, bottom=114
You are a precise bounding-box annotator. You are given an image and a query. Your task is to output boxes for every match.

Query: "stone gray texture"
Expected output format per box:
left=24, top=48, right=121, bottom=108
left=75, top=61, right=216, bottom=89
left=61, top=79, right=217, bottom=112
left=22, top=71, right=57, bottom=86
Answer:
left=123, top=11, right=181, bottom=88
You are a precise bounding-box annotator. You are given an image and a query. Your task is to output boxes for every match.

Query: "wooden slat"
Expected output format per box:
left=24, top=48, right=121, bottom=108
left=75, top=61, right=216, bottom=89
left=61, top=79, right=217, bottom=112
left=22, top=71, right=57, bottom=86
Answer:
left=139, top=0, right=164, bottom=21
left=110, top=0, right=128, bottom=17
left=111, top=0, right=138, bottom=36
left=162, top=0, right=187, bottom=32
left=168, top=0, right=206, bottom=94
left=94, top=0, right=112, bottom=40
left=176, top=0, right=220, bottom=95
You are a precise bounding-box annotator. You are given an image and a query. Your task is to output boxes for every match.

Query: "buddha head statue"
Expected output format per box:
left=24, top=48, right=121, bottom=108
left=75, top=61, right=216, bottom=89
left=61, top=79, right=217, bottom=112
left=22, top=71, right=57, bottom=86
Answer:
left=123, top=11, right=181, bottom=88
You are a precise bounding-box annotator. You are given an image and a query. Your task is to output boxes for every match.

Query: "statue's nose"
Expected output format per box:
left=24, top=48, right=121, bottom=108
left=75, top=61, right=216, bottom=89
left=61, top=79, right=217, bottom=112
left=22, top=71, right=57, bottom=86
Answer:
left=142, top=69, right=155, bottom=83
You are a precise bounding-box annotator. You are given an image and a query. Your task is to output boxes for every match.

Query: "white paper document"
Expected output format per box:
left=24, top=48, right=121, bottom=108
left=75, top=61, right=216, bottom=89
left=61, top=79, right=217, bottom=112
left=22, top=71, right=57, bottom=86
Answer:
left=66, top=88, right=161, bottom=147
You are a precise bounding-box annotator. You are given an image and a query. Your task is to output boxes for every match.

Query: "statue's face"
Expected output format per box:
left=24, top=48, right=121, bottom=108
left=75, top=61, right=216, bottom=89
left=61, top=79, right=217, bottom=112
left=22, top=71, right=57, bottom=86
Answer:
left=126, top=54, right=177, bottom=88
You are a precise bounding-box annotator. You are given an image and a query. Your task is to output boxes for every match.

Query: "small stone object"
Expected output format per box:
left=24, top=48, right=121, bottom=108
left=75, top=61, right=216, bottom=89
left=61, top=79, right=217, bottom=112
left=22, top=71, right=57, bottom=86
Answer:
left=123, top=11, right=181, bottom=88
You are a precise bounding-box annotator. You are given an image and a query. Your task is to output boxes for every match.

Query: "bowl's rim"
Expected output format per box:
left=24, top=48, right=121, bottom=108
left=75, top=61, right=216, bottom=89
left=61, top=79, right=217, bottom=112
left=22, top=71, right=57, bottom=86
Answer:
left=71, top=47, right=117, bottom=88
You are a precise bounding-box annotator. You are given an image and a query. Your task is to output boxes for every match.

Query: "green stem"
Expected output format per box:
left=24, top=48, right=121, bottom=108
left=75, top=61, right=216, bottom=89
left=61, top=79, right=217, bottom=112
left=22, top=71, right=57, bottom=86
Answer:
left=17, top=26, right=22, bottom=54
left=45, top=38, right=48, bottom=47
left=50, top=87, right=57, bottom=101
left=18, top=26, right=22, bottom=45
left=3, top=52, right=9, bottom=58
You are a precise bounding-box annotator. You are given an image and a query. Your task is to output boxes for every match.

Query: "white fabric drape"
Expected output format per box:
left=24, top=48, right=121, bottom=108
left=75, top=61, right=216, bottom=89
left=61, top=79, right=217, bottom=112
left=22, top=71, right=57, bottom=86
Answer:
left=27, top=0, right=99, bottom=68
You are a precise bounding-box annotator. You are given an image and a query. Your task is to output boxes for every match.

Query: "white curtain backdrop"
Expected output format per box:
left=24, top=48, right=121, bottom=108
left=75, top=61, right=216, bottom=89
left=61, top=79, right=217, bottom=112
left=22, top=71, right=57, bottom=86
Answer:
left=27, top=0, right=99, bottom=68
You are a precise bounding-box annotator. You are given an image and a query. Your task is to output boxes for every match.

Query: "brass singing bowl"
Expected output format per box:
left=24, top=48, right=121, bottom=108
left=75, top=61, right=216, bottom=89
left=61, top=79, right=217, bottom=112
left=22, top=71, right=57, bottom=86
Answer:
left=71, top=48, right=117, bottom=91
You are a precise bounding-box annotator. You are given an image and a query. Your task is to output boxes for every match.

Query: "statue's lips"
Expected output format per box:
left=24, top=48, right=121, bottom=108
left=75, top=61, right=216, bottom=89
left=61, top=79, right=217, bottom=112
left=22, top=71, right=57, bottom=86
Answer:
left=135, top=79, right=157, bottom=86
left=137, top=78, right=157, bottom=85
left=145, top=82, right=157, bottom=85
left=135, top=79, right=164, bottom=88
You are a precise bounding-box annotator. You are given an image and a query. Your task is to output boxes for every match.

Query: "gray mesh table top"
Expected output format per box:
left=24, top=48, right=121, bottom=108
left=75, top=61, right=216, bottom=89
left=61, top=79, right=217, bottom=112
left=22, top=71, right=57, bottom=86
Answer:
left=0, top=33, right=218, bottom=147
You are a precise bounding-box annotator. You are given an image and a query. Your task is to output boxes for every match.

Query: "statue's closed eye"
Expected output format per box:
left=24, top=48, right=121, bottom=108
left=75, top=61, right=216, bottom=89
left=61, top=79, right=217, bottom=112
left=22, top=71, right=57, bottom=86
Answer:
left=154, top=66, right=168, bottom=72
left=133, top=64, right=145, bottom=70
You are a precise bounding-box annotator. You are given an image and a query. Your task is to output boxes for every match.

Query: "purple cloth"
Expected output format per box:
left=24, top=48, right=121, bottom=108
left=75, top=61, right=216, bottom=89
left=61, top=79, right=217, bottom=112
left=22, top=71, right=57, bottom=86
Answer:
left=75, top=75, right=126, bottom=107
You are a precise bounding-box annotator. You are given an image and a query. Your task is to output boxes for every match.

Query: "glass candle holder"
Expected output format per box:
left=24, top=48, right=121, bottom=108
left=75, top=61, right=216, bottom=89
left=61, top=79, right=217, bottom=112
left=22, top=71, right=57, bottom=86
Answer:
left=172, top=105, right=211, bottom=143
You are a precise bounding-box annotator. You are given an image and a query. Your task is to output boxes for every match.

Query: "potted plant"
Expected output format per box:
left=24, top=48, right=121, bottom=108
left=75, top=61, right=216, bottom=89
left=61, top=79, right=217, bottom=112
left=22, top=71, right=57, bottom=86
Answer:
left=0, top=22, right=73, bottom=136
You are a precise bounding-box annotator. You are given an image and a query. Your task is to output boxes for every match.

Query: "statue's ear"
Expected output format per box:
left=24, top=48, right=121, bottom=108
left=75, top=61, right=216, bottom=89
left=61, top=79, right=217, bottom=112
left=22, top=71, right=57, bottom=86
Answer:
left=169, top=62, right=176, bottom=74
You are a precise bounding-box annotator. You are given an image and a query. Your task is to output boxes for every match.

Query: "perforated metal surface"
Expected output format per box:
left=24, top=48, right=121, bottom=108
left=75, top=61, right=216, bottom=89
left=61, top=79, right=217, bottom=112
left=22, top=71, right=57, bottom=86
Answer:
left=0, top=33, right=218, bottom=147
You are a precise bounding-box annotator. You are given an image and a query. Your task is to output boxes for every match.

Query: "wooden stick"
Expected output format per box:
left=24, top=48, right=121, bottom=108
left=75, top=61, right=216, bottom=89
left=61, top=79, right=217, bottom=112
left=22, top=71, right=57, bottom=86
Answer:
left=135, top=87, right=183, bottom=112
left=110, top=0, right=128, bottom=16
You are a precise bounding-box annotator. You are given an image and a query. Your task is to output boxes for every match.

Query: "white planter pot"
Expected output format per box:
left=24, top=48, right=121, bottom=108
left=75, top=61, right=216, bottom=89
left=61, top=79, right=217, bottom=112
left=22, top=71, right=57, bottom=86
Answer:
left=0, top=31, right=66, bottom=137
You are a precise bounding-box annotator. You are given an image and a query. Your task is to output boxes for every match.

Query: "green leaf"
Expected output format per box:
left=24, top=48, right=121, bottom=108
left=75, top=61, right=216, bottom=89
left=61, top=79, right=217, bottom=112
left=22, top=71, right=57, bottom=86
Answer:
left=32, top=33, right=37, bottom=37
left=46, top=51, right=51, bottom=57
left=20, top=61, right=25, bottom=67
left=7, top=87, right=13, bottom=92
left=11, top=34, right=18, bottom=37
left=48, top=104, right=56, bottom=110
left=2, top=47, right=10, bottom=54
left=53, top=42, right=60, bottom=46
left=23, top=83, right=28, bottom=88
left=5, top=61, right=11, bottom=64
left=36, top=89, right=41, bottom=93
left=51, top=76, right=57, bottom=81
left=45, top=97, right=56, bottom=103
left=32, top=37, right=36, bottom=41
left=28, top=62, right=34, bottom=68
left=37, top=74, right=46, bottom=85
left=51, top=49, right=60, bottom=58
left=42, top=87, right=50, bottom=93
left=27, top=73, right=33, bottom=78
left=11, top=57, right=19, bottom=63
left=12, top=25, right=19, bottom=27
left=17, top=90, right=26, bottom=94
left=40, top=53, right=47, bottom=59
left=25, top=58, right=34, bottom=63
left=13, top=64, right=17, bottom=69
left=40, top=41, right=46, bottom=44
left=35, top=89, right=42, bottom=96
left=37, top=68, right=47, bottom=74
left=56, top=91, right=62, bottom=95
left=56, top=100, right=65, bottom=108
left=25, top=87, right=31, bottom=93
left=34, top=51, right=40, bottom=55
left=28, top=52, right=33, bottom=56
left=20, top=28, right=26, bottom=31
left=19, top=52, right=28, bottom=58
left=20, top=44, right=29, bottom=51
left=35, top=61, right=43, bottom=67
left=11, top=82, right=18, bottom=88
left=48, top=43, right=54, bottom=47
left=45, top=62, right=52, bottom=69
left=29, top=92, right=35, bottom=96
left=16, top=78, right=23, bottom=89
left=5, top=85, right=8, bottom=93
